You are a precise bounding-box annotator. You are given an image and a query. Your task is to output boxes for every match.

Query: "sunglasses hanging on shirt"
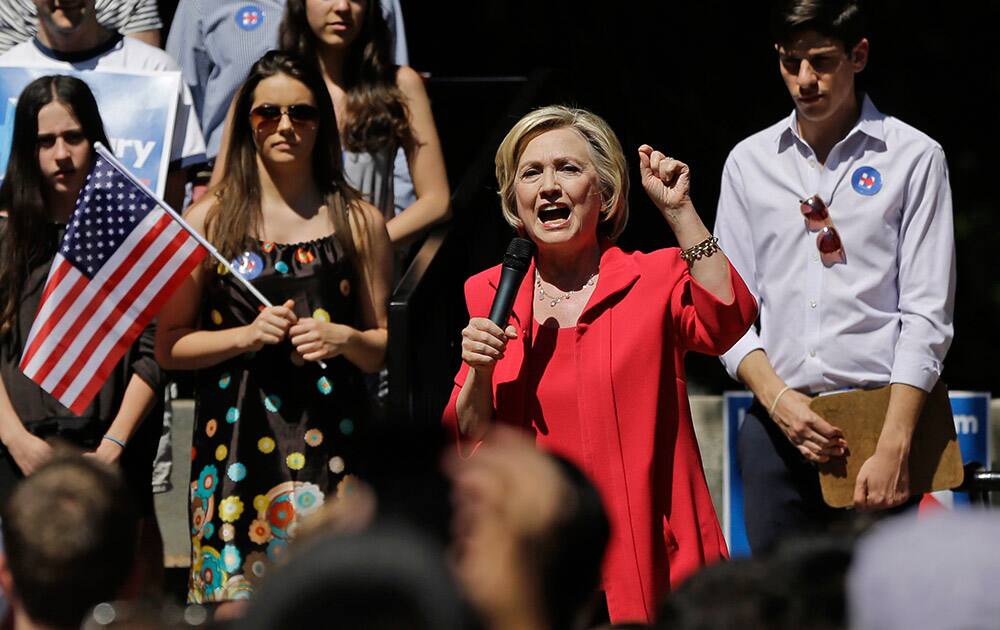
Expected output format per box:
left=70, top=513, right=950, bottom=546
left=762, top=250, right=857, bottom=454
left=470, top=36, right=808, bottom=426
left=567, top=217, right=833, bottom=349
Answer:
left=800, top=194, right=846, bottom=264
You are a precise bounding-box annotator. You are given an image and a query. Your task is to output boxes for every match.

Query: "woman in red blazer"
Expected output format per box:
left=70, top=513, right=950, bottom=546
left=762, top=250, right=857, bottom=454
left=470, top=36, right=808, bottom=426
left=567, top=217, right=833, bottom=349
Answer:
left=442, top=106, right=757, bottom=624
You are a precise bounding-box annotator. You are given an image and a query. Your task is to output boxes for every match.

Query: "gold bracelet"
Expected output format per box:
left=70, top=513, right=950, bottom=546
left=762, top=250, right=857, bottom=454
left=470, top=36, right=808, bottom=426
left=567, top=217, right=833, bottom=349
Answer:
left=679, top=235, right=720, bottom=263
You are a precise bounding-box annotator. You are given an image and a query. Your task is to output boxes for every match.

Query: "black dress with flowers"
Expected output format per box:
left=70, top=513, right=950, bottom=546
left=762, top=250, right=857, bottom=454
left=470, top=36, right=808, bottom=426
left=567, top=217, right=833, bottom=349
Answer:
left=187, top=235, right=369, bottom=603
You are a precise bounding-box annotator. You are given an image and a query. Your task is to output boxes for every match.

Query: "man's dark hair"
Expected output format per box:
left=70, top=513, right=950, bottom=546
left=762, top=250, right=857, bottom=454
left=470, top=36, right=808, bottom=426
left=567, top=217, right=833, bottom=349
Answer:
left=1, top=455, right=137, bottom=628
left=656, top=557, right=784, bottom=629
left=657, top=534, right=854, bottom=630
left=770, top=0, right=867, bottom=50
left=540, top=456, right=612, bottom=630
left=239, top=522, right=475, bottom=630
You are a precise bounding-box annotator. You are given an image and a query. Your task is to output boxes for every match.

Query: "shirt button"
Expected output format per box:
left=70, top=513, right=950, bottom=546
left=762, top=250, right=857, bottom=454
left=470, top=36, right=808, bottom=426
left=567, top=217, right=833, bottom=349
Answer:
left=812, top=253, right=820, bottom=262
left=809, top=349, right=817, bottom=357
left=808, top=159, right=818, bottom=169
left=809, top=300, right=817, bottom=308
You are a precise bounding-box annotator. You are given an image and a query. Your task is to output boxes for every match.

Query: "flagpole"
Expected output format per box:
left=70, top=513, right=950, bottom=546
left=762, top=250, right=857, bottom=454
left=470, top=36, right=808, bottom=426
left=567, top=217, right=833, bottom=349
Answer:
left=94, top=143, right=327, bottom=369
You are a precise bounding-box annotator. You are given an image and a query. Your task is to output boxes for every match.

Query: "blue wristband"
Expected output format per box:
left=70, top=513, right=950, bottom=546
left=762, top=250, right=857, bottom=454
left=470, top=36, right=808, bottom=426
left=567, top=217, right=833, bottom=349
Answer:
left=102, top=434, right=126, bottom=448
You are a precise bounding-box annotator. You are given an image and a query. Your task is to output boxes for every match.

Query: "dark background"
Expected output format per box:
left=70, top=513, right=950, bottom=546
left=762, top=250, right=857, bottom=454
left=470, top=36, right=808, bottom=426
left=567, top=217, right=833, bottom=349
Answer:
left=161, top=0, right=998, bottom=395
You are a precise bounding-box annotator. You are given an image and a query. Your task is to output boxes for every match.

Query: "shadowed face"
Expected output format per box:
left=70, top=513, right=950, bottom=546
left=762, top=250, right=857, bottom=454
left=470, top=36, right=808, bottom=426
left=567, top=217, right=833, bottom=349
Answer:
left=777, top=29, right=868, bottom=125
left=305, top=0, right=367, bottom=50
left=33, top=0, right=94, bottom=34
left=36, top=99, right=92, bottom=201
left=249, top=73, right=320, bottom=167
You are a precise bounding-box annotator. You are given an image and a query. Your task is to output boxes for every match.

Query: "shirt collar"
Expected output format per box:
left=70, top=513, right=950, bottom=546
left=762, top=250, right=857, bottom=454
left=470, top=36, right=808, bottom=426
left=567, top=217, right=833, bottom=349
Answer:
left=775, top=93, right=886, bottom=150
left=31, top=32, right=123, bottom=63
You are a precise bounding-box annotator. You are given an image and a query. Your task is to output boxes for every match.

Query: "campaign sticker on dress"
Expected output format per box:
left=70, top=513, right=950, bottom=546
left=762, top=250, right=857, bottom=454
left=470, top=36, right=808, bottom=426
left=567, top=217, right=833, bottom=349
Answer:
left=236, top=5, right=264, bottom=31
left=851, top=166, right=882, bottom=196
left=232, top=251, right=264, bottom=280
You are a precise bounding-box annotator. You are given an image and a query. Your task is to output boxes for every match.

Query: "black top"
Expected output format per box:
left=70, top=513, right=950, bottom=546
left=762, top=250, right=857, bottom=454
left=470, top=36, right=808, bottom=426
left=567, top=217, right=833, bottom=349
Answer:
left=0, top=217, right=164, bottom=510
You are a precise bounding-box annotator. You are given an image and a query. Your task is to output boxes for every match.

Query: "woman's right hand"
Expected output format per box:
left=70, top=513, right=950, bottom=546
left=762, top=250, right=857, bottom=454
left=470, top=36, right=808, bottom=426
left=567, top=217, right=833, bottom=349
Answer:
left=4, top=427, right=53, bottom=476
left=237, top=299, right=297, bottom=352
left=461, top=317, right=517, bottom=372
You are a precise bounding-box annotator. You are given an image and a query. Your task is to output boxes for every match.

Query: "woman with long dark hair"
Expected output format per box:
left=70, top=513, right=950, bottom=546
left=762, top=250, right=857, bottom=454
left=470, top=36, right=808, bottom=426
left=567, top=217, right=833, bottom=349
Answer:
left=156, top=51, right=392, bottom=605
left=0, top=75, right=162, bottom=512
left=279, top=0, right=450, bottom=249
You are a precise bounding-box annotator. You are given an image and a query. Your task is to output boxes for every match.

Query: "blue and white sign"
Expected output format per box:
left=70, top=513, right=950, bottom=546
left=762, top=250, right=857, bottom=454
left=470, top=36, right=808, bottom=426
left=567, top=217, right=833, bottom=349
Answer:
left=0, top=67, right=179, bottom=197
left=723, top=390, right=993, bottom=557
left=723, top=391, right=754, bottom=558
left=934, top=391, right=991, bottom=508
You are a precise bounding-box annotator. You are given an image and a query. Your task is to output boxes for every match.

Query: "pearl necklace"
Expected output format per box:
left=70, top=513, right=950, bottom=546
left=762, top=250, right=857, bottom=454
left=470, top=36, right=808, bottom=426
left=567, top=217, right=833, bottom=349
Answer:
left=535, top=270, right=598, bottom=307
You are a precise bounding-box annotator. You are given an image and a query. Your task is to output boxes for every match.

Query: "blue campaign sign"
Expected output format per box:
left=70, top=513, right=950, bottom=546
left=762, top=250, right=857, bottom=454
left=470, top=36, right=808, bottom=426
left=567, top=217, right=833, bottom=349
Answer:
left=0, top=67, right=178, bottom=197
left=943, top=391, right=991, bottom=507
left=723, top=391, right=754, bottom=558
left=724, top=389, right=994, bottom=555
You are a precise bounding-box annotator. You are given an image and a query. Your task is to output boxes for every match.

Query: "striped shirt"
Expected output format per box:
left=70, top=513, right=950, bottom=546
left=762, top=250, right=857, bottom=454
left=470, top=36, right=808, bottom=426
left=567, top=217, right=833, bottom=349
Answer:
left=0, top=0, right=162, bottom=54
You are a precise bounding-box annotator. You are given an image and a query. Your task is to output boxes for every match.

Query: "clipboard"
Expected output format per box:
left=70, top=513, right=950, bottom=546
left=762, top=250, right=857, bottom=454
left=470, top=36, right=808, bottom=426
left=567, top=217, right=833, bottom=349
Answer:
left=811, top=381, right=963, bottom=508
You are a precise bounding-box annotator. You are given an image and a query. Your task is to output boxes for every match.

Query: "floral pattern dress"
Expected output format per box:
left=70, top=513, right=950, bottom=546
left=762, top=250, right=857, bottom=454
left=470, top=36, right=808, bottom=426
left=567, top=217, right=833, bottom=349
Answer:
left=187, top=235, right=369, bottom=603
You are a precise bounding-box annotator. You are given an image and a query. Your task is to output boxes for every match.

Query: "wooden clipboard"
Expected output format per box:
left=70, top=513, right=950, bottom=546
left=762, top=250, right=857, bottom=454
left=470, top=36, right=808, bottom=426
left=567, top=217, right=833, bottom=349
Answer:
left=811, top=381, right=963, bottom=508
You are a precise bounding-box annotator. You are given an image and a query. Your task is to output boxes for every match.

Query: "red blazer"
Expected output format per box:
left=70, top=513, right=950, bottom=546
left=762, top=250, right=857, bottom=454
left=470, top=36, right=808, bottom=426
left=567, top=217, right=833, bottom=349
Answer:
left=443, top=245, right=758, bottom=623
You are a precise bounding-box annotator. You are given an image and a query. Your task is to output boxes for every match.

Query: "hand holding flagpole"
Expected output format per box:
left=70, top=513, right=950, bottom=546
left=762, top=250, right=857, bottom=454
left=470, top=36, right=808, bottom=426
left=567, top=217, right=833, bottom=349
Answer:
left=94, top=143, right=327, bottom=369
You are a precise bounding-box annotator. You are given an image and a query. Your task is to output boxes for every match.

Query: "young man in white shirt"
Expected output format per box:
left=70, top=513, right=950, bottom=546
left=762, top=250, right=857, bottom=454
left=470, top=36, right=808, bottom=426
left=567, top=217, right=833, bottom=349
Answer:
left=714, top=0, right=955, bottom=552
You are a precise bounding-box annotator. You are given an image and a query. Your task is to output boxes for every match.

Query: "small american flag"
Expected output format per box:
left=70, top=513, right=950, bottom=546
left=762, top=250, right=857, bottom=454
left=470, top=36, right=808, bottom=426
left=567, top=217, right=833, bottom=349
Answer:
left=19, top=150, right=206, bottom=414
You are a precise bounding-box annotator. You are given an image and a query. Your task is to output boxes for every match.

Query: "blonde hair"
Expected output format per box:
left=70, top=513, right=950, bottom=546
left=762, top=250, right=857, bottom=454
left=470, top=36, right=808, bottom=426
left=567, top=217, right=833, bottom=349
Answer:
left=495, top=105, right=629, bottom=242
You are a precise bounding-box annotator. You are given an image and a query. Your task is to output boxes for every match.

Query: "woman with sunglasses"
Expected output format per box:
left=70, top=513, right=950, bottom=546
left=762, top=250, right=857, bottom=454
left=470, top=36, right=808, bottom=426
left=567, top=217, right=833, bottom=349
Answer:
left=279, top=0, right=450, bottom=249
left=156, top=51, right=392, bottom=606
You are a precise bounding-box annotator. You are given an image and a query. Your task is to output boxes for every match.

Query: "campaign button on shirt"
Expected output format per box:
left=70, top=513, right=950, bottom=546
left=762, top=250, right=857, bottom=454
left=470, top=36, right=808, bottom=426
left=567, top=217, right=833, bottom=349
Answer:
left=236, top=5, right=265, bottom=31
left=232, top=251, right=264, bottom=280
left=851, top=166, right=883, bottom=196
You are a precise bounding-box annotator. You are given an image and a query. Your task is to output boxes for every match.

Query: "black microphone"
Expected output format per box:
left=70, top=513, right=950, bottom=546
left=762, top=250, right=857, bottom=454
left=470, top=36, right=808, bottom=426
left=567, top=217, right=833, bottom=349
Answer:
left=488, top=237, right=537, bottom=326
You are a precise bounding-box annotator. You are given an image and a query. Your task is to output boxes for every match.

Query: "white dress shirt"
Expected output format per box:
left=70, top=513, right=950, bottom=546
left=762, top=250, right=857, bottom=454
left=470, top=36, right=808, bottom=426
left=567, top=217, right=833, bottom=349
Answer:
left=714, top=95, right=955, bottom=394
